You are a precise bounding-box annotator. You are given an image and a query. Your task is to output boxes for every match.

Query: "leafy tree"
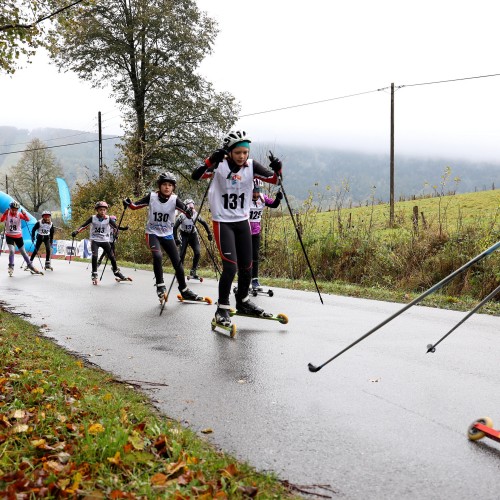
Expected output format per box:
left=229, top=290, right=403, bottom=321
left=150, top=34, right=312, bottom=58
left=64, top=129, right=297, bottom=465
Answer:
left=47, top=0, right=239, bottom=195
left=9, top=138, right=63, bottom=212
left=0, top=0, right=85, bottom=74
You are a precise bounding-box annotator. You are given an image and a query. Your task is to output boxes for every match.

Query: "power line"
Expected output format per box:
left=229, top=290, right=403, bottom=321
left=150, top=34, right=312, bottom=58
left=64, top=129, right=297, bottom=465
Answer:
left=0, top=136, right=122, bottom=157
left=399, top=72, right=500, bottom=89
left=238, top=88, right=389, bottom=118
left=0, top=131, right=97, bottom=148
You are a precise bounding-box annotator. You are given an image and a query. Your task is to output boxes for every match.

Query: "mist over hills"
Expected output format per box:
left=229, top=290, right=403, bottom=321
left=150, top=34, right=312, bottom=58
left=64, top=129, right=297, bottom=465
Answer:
left=1, top=126, right=499, bottom=204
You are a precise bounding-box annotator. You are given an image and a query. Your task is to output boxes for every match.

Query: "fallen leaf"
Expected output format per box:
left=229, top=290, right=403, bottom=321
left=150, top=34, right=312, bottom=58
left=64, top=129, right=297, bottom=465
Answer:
left=88, top=423, right=105, bottom=434
left=201, top=428, right=213, bottom=434
left=107, top=451, right=121, bottom=465
left=151, top=472, right=167, bottom=486
left=12, top=424, right=29, bottom=433
left=220, top=463, right=239, bottom=478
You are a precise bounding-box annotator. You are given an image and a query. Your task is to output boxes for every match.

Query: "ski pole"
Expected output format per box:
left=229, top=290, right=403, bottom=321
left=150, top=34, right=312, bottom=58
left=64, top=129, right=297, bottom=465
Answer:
left=0, top=226, right=5, bottom=259
left=269, top=151, right=323, bottom=305
left=165, top=175, right=214, bottom=302
left=99, top=206, right=127, bottom=281
left=427, top=283, right=500, bottom=353
left=308, top=238, right=500, bottom=373
left=199, top=231, right=221, bottom=280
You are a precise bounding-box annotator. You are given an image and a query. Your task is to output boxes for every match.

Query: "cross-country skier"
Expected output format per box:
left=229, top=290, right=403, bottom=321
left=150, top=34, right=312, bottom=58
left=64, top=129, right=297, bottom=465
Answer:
left=97, top=215, right=129, bottom=267
left=249, top=179, right=282, bottom=291
left=122, top=172, right=202, bottom=302
left=71, top=201, right=128, bottom=284
left=0, top=201, right=42, bottom=275
left=173, top=199, right=213, bottom=280
left=30, top=210, right=55, bottom=271
left=191, top=130, right=282, bottom=328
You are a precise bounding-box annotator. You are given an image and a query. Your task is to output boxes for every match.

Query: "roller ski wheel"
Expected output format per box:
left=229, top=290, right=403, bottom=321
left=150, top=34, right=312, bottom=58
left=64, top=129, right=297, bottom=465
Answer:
left=230, top=308, right=288, bottom=324
left=211, top=318, right=237, bottom=338
left=187, top=275, right=204, bottom=282
left=176, top=294, right=212, bottom=304
left=467, top=417, right=499, bottom=442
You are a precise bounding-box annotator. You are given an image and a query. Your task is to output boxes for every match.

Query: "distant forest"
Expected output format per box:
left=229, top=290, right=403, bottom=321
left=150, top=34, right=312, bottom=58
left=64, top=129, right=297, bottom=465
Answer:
left=1, top=126, right=499, bottom=205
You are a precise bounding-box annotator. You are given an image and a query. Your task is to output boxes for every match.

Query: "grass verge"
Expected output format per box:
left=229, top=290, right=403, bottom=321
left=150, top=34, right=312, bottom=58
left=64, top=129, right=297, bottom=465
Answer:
left=0, top=305, right=299, bottom=499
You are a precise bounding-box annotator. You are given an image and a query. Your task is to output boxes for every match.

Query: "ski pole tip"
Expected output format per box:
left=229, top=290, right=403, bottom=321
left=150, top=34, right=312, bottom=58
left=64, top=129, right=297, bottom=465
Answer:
left=308, top=363, right=321, bottom=373
left=426, top=344, right=436, bottom=353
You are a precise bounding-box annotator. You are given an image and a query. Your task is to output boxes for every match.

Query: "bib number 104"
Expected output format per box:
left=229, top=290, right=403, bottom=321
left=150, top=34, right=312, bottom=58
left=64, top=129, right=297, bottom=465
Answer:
left=222, top=193, right=245, bottom=210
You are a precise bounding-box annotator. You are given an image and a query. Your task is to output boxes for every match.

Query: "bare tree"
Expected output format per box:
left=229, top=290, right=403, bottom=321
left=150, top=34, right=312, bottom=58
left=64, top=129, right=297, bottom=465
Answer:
left=10, top=138, right=63, bottom=212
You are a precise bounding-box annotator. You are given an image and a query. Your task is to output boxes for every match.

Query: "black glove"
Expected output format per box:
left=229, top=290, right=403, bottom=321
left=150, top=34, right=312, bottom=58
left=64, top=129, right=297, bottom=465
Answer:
left=122, top=197, right=132, bottom=209
left=175, top=238, right=181, bottom=246
left=207, top=233, right=213, bottom=242
left=185, top=207, right=194, bottom=219
left=268, top=151, right=282, bottom=173
left=208, top=148, right=227, bottom=166
left=276, top=190, right=283, bottom=200
left=71, top=231, right=77, bottom=238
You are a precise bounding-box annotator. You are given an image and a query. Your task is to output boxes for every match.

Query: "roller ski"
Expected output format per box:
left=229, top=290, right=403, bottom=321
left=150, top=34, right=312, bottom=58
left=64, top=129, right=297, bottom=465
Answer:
left=8, top=264, right=14, bottom=277
left=28, top=265, right=44, bottom=276
left=91, top=272, right=98, bottom=285
left=44, top=262, right=53, bottom=271
left=467, top=417, right=500, bottom=444
left=251, top=279, right=274, bottom=297
left=176, top=287, right=212, bottom=304
left=231, top=297, right=288, bottom=324
left=186, top=269, right=203, bottom=282
left=211, top=305, right=238, bottom=338
left=114, top=268, right=133, bottom=283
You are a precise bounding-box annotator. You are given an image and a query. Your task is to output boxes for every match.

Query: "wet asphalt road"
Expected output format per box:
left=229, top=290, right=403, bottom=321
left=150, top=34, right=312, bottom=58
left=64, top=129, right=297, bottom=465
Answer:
left=1, top=260, right=500, bottom=499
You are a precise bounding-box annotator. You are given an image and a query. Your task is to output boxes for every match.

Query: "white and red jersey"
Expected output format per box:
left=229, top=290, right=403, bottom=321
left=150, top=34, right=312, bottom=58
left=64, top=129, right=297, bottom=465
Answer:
left=0, top=209, right=30, bottom=237
left=146, top=192, right=177, bottom=237
left=208, top=159, right=256, bottom=223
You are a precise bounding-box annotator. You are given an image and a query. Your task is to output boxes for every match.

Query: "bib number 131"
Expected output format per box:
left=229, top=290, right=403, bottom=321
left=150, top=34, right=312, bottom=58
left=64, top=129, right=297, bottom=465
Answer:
left=222, top=193, right=245, bottom=210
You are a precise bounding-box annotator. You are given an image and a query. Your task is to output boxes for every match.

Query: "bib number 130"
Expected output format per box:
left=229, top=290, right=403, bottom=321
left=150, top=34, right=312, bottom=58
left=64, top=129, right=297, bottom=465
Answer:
left=222, top=193, right=245, bottom=210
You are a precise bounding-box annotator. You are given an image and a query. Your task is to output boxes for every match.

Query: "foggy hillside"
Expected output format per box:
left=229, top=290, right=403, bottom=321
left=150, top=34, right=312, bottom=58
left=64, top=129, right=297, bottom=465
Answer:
left=1, top=126, right=499, bottom=203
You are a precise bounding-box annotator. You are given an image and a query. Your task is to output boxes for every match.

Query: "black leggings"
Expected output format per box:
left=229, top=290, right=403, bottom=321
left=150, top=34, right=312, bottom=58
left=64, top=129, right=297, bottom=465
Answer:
left=179, top=231, right=201, bottom=270
left=31, top=235, right=51, bottom=262
left=251, top=233, right=261, bottom=279
left=147, top=234, right=187, bottom=290
left=213, top=220, right=252, bottom=305
left=91, top=241, right=117, bottom=273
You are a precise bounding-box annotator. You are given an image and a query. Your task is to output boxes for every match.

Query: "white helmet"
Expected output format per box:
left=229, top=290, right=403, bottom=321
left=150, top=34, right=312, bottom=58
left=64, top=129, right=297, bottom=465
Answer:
left=223, top=130, right=251, bottom=151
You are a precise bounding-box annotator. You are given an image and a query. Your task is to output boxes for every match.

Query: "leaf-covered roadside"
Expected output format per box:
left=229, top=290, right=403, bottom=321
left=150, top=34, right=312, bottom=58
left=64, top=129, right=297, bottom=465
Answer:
left=0, top=307, right=297, bottom=499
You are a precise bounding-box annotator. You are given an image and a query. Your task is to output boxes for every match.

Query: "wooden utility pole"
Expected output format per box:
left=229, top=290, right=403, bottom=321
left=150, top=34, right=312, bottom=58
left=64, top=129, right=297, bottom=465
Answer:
left=5, top=175, right=8, bottom=194
left=389, top=82, right=395, bottom=227
left=98, top=111, right=103, bottom=178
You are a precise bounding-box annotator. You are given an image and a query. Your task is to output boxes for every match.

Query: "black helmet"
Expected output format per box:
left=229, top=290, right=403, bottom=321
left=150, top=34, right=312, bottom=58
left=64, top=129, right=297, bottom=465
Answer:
left=95, top=200, right=109, bottom=209
left=157, top=171, right=177, bottom=186
left=9, top=201, right=20, bottom=209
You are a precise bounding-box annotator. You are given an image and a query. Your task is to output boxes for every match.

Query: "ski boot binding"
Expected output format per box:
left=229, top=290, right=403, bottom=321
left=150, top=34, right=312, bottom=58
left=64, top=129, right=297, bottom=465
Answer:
left=187, top=269, right=203, bottom=282
left=29, top=265, right=44, bottom=275
left=156, top=283, right=167, bottom=302
left=211, top=304, right=237, bottom=338
left=233, top=298, right=288, bottom=324
left=114, top=268, right=132, bottom=282
left=44, top=262, right=53, bottom=271
left=177, top=287, right=212, bottom=304
left=91, top=272, right=98, bottom=285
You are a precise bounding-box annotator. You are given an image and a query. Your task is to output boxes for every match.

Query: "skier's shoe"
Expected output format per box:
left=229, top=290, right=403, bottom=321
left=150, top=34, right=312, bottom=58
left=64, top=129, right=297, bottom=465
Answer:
left=236, top=297, right=271, bottom=318
left=187, top=269, right=203, bottom=282
left=29, top=265, right=43, bottom=275
left=114, top=268, right=132, bottom=282
left=215, top=306, right=231, bottom=327
left=24, top=264, right=31, bottom=271
left=91, top=272, right=98, bottom=285
left=251, top=278, right=263, bottom=291
left=211, top=304, right=237, bottom=337
left=156, top=284, right=167, bottom=300
left=8, top=264, right=14, bottom=277
left=44, top=262, right=53, bottom=271
left=177, top=287, right=212, bottom=304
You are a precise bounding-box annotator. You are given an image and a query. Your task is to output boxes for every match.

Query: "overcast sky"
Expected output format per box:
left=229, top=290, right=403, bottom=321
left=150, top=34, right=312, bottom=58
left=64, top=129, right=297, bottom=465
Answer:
left=1, top=0, right=500, bottom=161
